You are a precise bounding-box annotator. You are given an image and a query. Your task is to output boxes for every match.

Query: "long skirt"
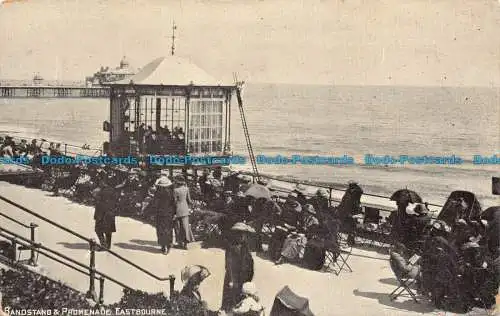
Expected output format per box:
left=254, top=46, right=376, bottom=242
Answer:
left=94, top=214, right=116, bottom=234
left=175, top=216, right=195, bottom=244
left=156, top=215, right=174, bottom=247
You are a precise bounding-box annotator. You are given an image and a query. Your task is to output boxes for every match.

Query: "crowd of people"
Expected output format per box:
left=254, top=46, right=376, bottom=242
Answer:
left=136, top=124, right=186, bottom=155
left=387, top=191, right=499, bottom=313
left=1, top=135, right=499, bottom=314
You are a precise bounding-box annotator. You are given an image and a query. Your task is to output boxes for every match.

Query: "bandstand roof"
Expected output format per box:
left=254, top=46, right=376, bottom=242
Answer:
left=110, top=56, right=234, bottom=87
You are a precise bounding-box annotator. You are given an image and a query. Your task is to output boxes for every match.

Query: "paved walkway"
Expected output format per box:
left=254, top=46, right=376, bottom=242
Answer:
left=0, top=182, right=491, bottom=316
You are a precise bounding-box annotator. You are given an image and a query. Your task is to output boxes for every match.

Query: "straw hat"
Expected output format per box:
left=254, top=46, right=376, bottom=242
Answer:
left=295, top=184, right=307, bottom=193
left=159, top=169, right=170, bottom=176
left=242, top=282, right=258, bottom=296
left=223, top=190, right=233, bottom=196
left=257, top=178, right=269, bottom=186
left=231, top=222, right=256, bottom=233
left=242, top=175, right=252, bottom=183
left=129, top=168, right=141, bottom=174
left=461, top=242, right=480, bottom=250
left=156, top=177, right=172, bottom=187
left=316, top=188, right=328, bottom=198
left=181, top=265, right=211, bottom=284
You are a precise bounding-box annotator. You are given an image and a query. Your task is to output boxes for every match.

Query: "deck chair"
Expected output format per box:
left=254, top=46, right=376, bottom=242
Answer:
left=324, top=232, right=353, bottom=275
left=389, top=252, right=421, bottom=303
left=359, top=207, right=383, bottom=247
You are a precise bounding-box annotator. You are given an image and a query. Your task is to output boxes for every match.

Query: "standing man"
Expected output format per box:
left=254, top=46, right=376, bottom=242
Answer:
left=93, top=175, right=117, bottom=250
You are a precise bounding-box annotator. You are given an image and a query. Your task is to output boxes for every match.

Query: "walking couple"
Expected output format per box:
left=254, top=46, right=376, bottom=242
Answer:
left=151, top=173, right=195, bottom=253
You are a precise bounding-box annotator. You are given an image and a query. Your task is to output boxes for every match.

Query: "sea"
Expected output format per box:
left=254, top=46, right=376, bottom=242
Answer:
left=1, top=84, right=499, bottom=208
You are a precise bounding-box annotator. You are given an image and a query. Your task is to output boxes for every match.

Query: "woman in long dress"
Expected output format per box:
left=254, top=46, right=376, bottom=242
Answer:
left=221, top=222, right=255, bottom=311
left=173, top=175, right=195, bottom=249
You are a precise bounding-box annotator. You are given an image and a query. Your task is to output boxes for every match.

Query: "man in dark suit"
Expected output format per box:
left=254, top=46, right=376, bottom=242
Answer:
left=93, top=176, right=117, bottom=250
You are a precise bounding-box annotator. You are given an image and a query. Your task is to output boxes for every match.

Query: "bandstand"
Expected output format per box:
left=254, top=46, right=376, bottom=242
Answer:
left=103, top=56, right=235, bottom=165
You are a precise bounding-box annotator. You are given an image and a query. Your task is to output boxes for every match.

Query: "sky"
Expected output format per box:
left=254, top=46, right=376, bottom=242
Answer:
left=0, top=0, right=499, bottom=86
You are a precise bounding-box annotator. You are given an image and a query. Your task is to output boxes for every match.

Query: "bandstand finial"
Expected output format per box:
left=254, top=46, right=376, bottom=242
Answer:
left=171, top=20, right=177, bottom=56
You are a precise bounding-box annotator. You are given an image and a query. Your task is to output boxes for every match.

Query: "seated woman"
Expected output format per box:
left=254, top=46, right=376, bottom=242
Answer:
left=227, top=282, right=264, bottom=316
left=275, top=204, right=318, bottom=265
left=180, top=265, right=211, bottom=310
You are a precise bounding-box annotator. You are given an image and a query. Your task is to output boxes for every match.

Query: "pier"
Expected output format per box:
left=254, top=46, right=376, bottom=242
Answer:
left=0, top=84, right=109, bottom=98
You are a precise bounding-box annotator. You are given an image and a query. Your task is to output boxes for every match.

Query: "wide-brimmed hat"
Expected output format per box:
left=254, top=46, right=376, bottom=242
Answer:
left=287, top=200, right=302, bottom=212
left=181, top=265, right=211, bottom=284
left=294, top=184, right=307, bottom=193
left=461, top=242, right=480, bottom=250
left=231, top=222, right=256, bottom=233
left=223, top=190, right=233, bottom=196
left=348, top=180, right=358, bottom=185
left=432, top=220, right=451, bottom=233
left=287, top=192, right=298, bottom=199
left=129, top=168, right=141, bottom=174
left=316, top=188, right=328, bottom=198
left=303, top=204, right=316, bottom=215
left=257, top=178, right=269, bottom=186
left=241, top=175, right=252, bottom=183
left=174, top=174, right=185, bottom=183
left=159, top=169, right=170, bottom=176
left=242, top=282, right=258, bottom=296
left=156, top=176, right=172, bottom=187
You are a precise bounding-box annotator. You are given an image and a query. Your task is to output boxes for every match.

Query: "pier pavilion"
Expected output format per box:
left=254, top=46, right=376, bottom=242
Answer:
left=103, top=56, right=235, bottom=164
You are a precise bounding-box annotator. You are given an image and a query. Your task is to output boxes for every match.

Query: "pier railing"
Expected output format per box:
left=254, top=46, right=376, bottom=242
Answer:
left=0, top=195, right=176, bottom=299
left=4, top=135, right=103, bottom=158
left=225, top=168, right=445, bottom=214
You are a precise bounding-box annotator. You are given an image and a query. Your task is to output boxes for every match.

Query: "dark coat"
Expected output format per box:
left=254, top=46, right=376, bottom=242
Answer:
left=94, top=186, right=117, bottom=233
left=222, top=242, right=254, bottom=310
left=153, top=186, right=176, bottom=247
left=486, top=210, right=500, bottom=259
left=337, top=185, right=363, bottom=219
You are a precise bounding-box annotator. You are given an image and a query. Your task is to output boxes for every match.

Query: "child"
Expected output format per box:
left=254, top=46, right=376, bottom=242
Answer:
left=231, top=282, right=264, bottom=316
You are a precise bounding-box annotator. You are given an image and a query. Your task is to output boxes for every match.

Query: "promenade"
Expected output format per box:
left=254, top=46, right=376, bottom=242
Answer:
left=0, top=181, right=489, bottom=316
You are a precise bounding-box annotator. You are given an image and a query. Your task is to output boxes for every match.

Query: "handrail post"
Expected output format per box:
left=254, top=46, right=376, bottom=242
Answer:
left=29, top=223, right=38, bottom=266
left=98, top=277, right=105, bottom=305
left=169, top=275, right=175, bottom=299
left=328, top=188, right=333, bottom=207
left=10, top=238, right=17, bottom=262
left=86, top=238, right=97, bottom=301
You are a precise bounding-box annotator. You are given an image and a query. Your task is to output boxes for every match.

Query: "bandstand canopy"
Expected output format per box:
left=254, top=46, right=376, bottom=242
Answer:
left=110, top=56, right=234, bottom=87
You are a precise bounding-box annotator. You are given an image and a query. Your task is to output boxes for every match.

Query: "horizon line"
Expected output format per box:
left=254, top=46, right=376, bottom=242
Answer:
left=0, top=77, right=499, bottom=89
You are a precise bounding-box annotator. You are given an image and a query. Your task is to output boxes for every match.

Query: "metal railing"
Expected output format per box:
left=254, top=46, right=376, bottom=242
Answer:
left=0, top=195, right=176, bottom=299
left=230, top=169, right=445, bottom=211
left=0, top=225, right=135, bottom=304
left=0, top=211, right=38, bottom=265
left=2, top=135, right=103, bottom=158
